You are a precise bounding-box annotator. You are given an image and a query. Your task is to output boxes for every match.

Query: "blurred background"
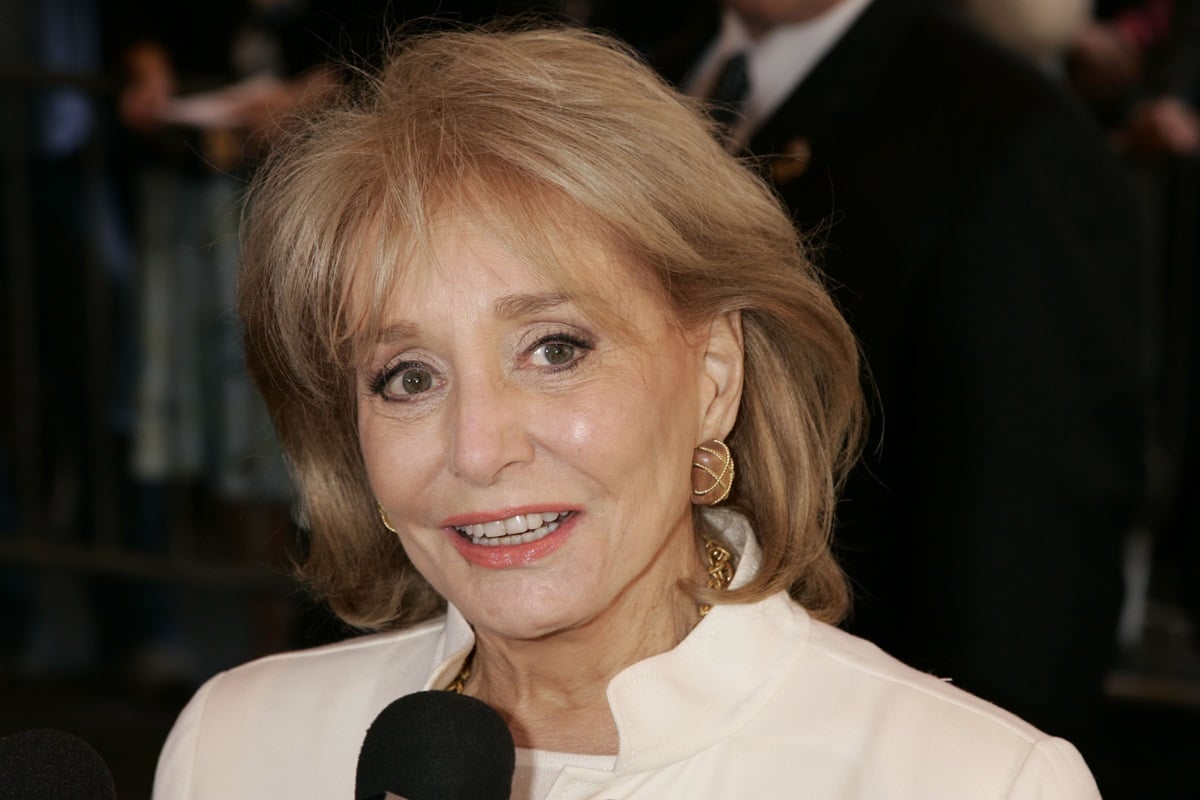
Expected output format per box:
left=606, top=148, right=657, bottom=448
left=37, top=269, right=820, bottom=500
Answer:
left=1, top=0, right=1197, bottom=797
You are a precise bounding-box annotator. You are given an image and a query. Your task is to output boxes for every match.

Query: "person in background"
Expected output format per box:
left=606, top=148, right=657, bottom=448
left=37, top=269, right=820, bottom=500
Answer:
left=1095, top=0, right=1200, bottom=660
left=1138, top=0, right=1200, bottom=643
left=1069, top=0, right=1176, bottom=117
left=0, top=0, right=145, bottom=682
left=152, top=25, right=1101, bottom=799
left=656, top=0, right=1145, bottom=767
left=1111, top=0, right=1200, bottom=156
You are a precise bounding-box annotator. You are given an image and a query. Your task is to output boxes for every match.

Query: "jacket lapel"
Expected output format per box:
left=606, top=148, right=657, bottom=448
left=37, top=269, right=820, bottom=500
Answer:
left=747, top=0, right=926, bottom=183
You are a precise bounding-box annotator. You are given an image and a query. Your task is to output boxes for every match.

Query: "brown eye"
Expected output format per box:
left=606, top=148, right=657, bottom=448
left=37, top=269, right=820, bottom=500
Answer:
left=388, top=367, right=434, bottom=396
left=537, top=342, right=576, bottom=366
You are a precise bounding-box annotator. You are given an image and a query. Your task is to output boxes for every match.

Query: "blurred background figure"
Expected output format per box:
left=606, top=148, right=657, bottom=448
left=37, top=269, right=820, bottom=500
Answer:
left=1067, top=0, right=1200, bottom=739
left=959, top=0, right=1200, bottom=674
left=1069, top=0, right=1178, bottom=121
left=111, top=0, right=350, bottom=673
left=0, top=0, right=145, bottom=683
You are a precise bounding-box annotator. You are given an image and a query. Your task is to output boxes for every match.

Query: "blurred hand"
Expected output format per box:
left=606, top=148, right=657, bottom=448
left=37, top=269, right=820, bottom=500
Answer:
left=150, top=67, right=340, bottom=168
left=242, top=68, right=338, bottom=136
left=238, top=67, right=341, bottom=156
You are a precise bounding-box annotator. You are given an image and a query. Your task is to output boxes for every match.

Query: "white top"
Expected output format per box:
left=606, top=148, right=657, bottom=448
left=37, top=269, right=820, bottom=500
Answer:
left=514, top=749, right=616, bottom=800
left=153, top=509, right=1100, bottom=799
left=684, top=0, right=874, bottom=150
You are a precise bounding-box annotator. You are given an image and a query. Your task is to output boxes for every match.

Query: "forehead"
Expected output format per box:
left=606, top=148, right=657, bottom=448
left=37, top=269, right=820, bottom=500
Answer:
left=395, top=214, right=611, bottom=299
left=343, top=192, right=665, bottom=355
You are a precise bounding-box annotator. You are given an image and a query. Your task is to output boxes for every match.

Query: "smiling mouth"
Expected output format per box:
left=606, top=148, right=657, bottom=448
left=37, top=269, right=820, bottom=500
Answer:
left=453, top=511, right=573, bottom=547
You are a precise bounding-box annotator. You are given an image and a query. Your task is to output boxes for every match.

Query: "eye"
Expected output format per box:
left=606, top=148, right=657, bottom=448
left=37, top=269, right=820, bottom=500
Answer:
left=533, top=341, right=577, bottom=367
left=390, top=366, right=433, bottom=395
left=374, top=361, right=437, bottom=399
left=529, top=333, right=591, bottom=369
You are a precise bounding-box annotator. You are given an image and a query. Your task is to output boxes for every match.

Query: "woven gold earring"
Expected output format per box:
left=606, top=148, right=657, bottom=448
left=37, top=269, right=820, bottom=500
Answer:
left=691, top=439, right=734, bottom=506
left=377, top=502, right=398, bottom=533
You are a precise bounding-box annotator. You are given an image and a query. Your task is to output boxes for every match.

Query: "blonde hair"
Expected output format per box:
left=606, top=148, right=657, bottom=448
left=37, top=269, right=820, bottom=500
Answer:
left=239, top=25, right=865, bottom=629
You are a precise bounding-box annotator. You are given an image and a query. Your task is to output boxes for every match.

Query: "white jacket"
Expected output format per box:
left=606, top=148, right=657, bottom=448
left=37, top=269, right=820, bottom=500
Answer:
left=153, top=510, right=1099, bottom=799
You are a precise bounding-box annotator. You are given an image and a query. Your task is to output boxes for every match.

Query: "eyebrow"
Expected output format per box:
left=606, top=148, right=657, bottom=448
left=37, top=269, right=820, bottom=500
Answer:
left=374, top=321, right=419, bottom=345
left=371, top=291, right=575, bottom=346
left=493, top=291, right=573, bottom=320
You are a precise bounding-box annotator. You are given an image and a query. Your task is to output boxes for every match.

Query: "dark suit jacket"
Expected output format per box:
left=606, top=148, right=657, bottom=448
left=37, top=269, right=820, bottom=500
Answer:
left=657, top=0, right=1145, bottom=744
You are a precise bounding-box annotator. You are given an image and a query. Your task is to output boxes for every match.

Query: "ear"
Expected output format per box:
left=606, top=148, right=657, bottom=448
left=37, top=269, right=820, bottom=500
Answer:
left=696, top=311, right=744, bottom=443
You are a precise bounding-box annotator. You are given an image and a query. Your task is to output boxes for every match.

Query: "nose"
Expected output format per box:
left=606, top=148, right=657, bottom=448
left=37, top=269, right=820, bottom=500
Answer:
left=446, top=373, right=534, bottom=486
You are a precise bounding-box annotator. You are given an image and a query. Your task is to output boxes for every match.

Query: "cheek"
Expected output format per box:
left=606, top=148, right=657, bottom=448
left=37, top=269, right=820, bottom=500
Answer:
left=548, top=385, right=643, bottom=462
left=558, top=404, right=613, bottom=454
left=357, top=409, right=439, bottom=504
left=547, top=371, right=694, bottom=480
left=357, top=411, right=395, bottom=494
left=357, top=413, right=381, bottom=491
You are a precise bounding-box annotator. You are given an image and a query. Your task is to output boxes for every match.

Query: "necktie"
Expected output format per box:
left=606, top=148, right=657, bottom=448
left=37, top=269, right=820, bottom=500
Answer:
left=707, top=51, right=750, bottom=136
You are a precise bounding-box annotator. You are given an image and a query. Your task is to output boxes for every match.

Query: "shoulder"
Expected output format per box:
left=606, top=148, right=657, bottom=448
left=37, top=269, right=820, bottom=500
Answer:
left=827, top=3, right=1109, bottom=168
left=187, top=617, right=446, bottom=724
left=774, top=617, right=1101, bottom=795
left=152, top=619, right=447, bottom=799
left=802, top=619, right=1040, bottom=737
left=206, top=617, right=444, bottom=692
left=895, top=5, right=1088, bottom=125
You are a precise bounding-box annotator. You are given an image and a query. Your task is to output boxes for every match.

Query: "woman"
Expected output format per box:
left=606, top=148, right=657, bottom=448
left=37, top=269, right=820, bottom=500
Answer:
left=153, top=26, right=1100, bottom=798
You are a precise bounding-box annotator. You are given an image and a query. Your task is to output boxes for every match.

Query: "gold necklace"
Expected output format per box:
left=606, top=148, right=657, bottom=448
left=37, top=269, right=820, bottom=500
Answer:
left=444, top=537, right=734, bottom=693
left=444, top=650, right=473, bottom=694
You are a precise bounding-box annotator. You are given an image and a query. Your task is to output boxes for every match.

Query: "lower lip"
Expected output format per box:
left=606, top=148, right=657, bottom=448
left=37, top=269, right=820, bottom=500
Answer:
left=447, top=514, right=577, bottom=569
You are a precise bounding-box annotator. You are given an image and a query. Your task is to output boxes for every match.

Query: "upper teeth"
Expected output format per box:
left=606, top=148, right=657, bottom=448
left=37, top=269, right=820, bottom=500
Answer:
left=456, top=511, right=567, bottom=540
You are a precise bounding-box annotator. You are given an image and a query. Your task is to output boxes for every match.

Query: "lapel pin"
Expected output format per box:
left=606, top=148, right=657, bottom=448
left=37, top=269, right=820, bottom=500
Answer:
left=769, top=137, right=813, bottom=184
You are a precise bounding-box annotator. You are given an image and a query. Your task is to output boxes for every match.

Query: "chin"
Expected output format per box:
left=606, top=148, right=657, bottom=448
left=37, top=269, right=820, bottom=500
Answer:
left=461, top=583, right=603, bottom=643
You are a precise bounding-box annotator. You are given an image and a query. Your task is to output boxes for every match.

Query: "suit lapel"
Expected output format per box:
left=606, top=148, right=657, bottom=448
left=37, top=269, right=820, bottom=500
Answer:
left=746, top=0, right=926, bottom=181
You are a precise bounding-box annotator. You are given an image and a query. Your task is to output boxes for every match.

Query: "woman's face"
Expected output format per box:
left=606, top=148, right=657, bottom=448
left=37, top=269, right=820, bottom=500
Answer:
left=357, top=213, right=740, bottom=643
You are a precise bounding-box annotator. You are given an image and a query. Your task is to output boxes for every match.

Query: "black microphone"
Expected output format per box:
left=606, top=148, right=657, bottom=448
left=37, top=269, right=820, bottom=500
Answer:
left=355, top=690, right=515, bottom=800
left=0, top=727, right=117, bottom=799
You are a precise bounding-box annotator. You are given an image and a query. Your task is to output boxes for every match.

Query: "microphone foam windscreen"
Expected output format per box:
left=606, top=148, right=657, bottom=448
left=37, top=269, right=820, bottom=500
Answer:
left=0, top=728, right=117, bottom=800
left=356, top=690, right=515, bottom=800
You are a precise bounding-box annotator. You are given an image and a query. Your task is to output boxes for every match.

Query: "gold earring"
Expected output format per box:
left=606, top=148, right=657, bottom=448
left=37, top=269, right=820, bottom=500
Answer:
left=377, top=502, right=398, bottom=533
left=691, top=439, right=734, bottom=506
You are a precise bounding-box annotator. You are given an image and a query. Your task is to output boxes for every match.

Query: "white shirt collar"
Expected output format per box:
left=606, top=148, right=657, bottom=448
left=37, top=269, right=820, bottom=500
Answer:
left=687, top=0, right=874, bottom=150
